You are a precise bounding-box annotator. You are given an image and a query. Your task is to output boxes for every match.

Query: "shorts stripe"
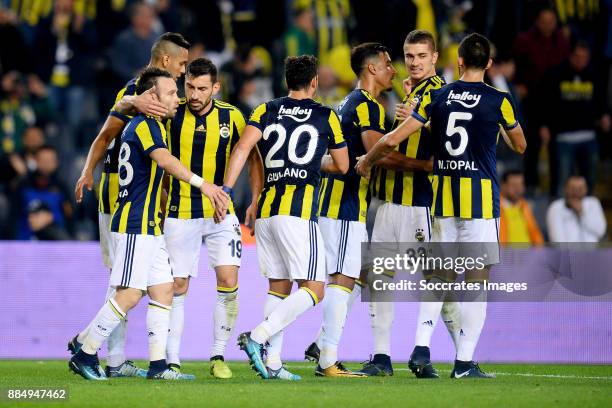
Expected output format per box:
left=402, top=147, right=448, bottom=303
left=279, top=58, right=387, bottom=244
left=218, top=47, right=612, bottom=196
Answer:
left=121, top=235, right=130, bottom=286
left=307, top=221, right=317, bottom=281
left=121, top=235, right=136, bottom=287
left=336, top=220, right=349, bottom=274
left=426, top=208, right=432, bottom=242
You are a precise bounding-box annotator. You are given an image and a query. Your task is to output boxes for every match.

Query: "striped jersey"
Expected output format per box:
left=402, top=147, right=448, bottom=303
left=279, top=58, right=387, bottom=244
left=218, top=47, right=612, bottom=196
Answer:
left=166, top=99, right=246, bottom=219
left=412, top=81, right=519, bottom=219
left=110, top=115, right=167, bottom=235
left=248, top=97, right=346, bottom=221
left=319, top=89, right=385, bottom=223
left=99, top=77, right=138, bottom=214
left=371, top=75, right=445, bottom=207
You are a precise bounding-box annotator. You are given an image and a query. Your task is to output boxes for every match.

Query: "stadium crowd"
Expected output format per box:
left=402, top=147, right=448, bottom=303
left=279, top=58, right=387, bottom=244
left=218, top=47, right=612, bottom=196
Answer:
left=0, top=0, right=609, bottom=242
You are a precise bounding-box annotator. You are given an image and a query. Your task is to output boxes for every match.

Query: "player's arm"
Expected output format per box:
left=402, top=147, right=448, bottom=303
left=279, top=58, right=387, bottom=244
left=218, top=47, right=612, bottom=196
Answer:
left=113, top=87, right=168, bottom=118
left=244, top=146, right=264, bottom=234
left=224, top=124, right=262, bottom=189
left=320, top=146, right=349, bottom=174
left=355, top=116, right=424, bottom=177
left=74, top=115, right=126, bottom=203
left=150, top=148, right=229, bottom=217
left=500, top=125, right=527, bottom=154
left=499, top=95, right=526, bottom=154
left=361, top=130, right=433, bottom=172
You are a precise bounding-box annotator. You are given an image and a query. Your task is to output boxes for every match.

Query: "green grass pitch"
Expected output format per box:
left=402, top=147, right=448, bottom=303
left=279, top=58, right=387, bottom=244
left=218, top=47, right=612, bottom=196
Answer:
left=0, top=360, right=610, bottom=407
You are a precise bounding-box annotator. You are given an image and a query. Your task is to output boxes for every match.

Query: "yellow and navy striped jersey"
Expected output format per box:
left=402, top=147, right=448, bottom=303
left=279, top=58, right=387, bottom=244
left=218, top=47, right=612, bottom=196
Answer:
left=248, top=97, right=346, bottom=221
left=413, top=81, right=519, bottom=219
left=319, top=89, right=385, bottom=223
left=98, top=77, right=138, bottom=214
left=165, top=99, right=246, bottom=219
left=371, top=75, right=444, bottom=207
left=110, top=115, right=167, bottom=235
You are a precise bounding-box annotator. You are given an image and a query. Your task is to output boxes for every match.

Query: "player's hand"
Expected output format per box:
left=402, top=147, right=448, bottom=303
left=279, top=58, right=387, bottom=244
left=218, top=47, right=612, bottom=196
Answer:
left=75, top=170, right=94, bottom=203
left=201, top=182, right=229, bottom=222
left=403, top=78, right=412, bottom=95
left=395, top=102, right=414, bottom=122
left=245, top=201, right=257, bottom=236
left=133, top=87, right=167, bottom=118
left=355, top=155, right=371, bottom=178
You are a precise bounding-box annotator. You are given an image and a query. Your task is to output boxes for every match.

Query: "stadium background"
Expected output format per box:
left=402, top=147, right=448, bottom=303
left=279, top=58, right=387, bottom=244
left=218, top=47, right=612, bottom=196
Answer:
left=0, top=0, right=611, bottom=366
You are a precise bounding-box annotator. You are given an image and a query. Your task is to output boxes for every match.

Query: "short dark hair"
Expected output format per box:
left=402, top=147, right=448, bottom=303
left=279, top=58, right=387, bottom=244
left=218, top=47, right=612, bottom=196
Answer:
left=285, top=55, right=318, bottom=91
left=151, top=32, right=190, bottom=59
left=458, top=33, right=491, bottom=70
left=136, top=67, right=173, bottom=95
left=186, top=58, right=218, bottom=83
left=405, top=30, right=437, bottom=52
left=350, top=42, right=390, bottom=76
left=572, top=39, right=590, bottom=53
left=501, top=169, right=523, bottom=183
left=35, top=144, right=57, bottom=156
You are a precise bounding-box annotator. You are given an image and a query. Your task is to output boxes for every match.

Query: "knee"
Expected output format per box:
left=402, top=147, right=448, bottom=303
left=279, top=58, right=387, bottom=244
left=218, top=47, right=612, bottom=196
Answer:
left=217, top=276, right=238, bottom=290
left=173, top=278, right=189, bottom=295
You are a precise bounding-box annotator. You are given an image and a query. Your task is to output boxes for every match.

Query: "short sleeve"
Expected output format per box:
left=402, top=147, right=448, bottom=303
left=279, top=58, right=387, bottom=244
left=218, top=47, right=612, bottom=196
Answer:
left=109, top=85, right=132, bottom=123
left=355, top=100, right=385, bottom=133
left=327, top=110, right=346, bottom=149
left=230, top=108, right=247, bottom=148
left=411, top=90, right=431, bottom=123
left=136, top=119, right=167, bottom=154
left=499, top=94, right=519, bottom=130
left=247, top=103, right=268, bottom=131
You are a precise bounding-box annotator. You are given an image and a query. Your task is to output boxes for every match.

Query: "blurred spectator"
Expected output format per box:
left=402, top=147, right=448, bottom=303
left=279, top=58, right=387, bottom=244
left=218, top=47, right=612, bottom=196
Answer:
left=20, top=126, right=45, bottom=172
left=499, top=170, right=544, bottom=245
left=283, top=6, right=315, bottom=58
left=315, top=65, right=346, bottom=108
left=1, top=71, right=54, bottom=155
left=16, top=145, right=73, bottom=240
left=109, top=2, right=160, bottom=84
left=32, top=0, right=96, bottom=138
left=0, top=6, right=30, bottom=74
left=513, top=8, right=570, bottom=192
left=554, top=0, right=601, bottom=43
left=541, top=42, right=610, bottom=196
left=27, top=199, right=71, bottom=240
left=546, top=175, right=606, bottom=242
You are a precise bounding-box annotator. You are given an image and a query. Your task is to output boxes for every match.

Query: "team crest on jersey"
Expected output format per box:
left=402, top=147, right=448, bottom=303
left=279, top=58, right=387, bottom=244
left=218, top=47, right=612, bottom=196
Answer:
left=277, top=105, right=312, bottom=122
left=446, top=90, right=481, bottom=108
left=415, top=228, right=425, bottom=242
left=219, top=123, right=231, bottom=138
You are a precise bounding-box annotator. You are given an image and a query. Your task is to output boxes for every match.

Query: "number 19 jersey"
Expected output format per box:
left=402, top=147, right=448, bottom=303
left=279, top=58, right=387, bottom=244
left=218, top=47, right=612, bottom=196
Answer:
left=248, top=97, right=346, bottom=221
left=412, top=81, right=518, bottom=219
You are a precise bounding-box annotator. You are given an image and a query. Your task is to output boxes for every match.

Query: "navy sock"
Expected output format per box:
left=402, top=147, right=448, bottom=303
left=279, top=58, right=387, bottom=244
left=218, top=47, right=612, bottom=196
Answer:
left=373, top=354, right=391, bottom=365
left=75, top=350, right=97, bottom=365
left=413, top=346, right=431, bottom=359
left=148, top=359, right=167, bottom=374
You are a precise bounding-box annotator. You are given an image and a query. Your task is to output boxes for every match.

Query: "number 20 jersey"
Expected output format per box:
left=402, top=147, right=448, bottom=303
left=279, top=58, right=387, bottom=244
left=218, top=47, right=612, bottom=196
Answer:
left=248, top=97, right=346, bottom=221
left=412, top=81, right=518, bottom=219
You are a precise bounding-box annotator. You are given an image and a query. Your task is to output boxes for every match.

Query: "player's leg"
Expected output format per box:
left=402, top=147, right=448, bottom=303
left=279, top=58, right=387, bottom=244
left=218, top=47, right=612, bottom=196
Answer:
left=69, top=233, right=143, bottom=380
left=315, top=218, right=366, bottom=377
left=361, top=202, right=396, bottom=376
left=451, top=218, right=498, bottom=379
left=145, top=237, right=195, bottom=381
left=164, top=218, right=202, bottom=370
left=205, top=215, right=241, bottom=379
left=239, top=217, right=325, bottom=379
left=264, top=279, right=300, bottom=380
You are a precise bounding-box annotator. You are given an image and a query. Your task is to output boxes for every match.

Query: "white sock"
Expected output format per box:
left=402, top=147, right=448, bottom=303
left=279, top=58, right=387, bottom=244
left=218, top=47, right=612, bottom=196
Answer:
left=456, top=289, right=487, bottom=362
left=103, top=286, right=126, bottom=367
left=414, top=276, right=449, bottom=347
left=211, top=286, right=239, bottom=357
left=315, top=281, right=361, bottom=349
left=264, top=292, right=286, bottom=370
left=166, top=294, right=185, bottom=366
left=82, top=299, right=125, bottom=355
left=251, top=288, right=318, bottom=344
left=147, top=300, right=172, bottom=362
left=369, top=301, right=394, bottom=356
left=441, top=301, right=462, bottom=349
left=320, top=285, right=351, bottom=369
left=77, top=284, right=116, bottom=344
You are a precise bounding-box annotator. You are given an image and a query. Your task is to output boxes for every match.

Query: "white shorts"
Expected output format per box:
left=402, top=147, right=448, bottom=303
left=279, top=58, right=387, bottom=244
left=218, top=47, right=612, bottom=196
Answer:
left=371, top=202, right=431, bottom=243
left=98, top=213, right=116, bottom=269
left=432, top=217, right=500, bottom=265
left=318, top=217, right=368, bottom=279
left=255, top=215, right=325, bottom=282
left=164, top=214, right=242, bottom=279
left=110, top=233, right=174, bottom=290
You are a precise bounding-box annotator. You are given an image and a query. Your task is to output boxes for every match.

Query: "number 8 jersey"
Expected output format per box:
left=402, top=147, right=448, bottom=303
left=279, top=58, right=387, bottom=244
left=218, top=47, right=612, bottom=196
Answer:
left=248, top=97, right=346, bottom=221
left=110, top=114, right=168, bottom=235
left=412, top=81, right=519, bottom=219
